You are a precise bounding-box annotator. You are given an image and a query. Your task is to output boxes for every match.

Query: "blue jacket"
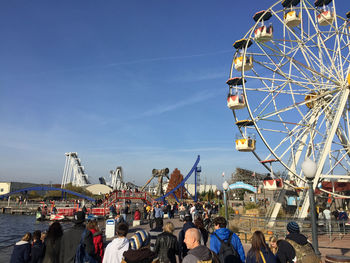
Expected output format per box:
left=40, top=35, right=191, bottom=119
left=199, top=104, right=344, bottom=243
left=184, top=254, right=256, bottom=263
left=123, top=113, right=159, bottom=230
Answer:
left=154, top=207, right=163, bottom=218
left=246, top=247, right=276, bottom=263
left=210, top=228, right=246, bottom=263
left=10, top=240, right=31, bottom=263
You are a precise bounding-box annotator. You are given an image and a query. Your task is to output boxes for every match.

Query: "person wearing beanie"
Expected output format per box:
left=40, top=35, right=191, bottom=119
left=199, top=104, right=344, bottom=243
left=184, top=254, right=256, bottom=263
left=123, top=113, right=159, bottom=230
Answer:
left=276, top=221, right=319, bottom=263
left=59, top=211, right=95, bottom=263
left=122, top=230, right=157, bottom=263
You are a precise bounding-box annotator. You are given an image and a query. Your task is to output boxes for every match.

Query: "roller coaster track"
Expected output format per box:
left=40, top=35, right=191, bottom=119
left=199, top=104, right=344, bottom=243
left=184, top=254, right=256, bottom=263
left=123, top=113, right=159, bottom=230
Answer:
left=155, top=155, right=200, bottom=203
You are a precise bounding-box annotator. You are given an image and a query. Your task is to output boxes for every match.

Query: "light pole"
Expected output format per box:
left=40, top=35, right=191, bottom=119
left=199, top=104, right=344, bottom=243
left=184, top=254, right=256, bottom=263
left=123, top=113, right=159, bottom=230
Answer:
left=216, top=190, right=221, bottom=211
left=302, top=158, right=321, bottom=256
left=223, top=181, right=229, bottom=222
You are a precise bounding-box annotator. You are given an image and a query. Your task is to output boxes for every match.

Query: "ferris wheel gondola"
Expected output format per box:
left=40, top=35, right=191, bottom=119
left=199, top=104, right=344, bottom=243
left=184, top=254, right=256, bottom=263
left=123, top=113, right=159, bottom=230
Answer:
left=228, top=0, right=350, bottom=219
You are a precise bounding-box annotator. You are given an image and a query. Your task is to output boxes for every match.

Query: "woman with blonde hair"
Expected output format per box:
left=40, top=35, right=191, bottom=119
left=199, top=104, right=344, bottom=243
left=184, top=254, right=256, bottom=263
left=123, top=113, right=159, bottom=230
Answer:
left=269, top=236, right=278, bottom=255
left=154, top=222, right=179, bottom=263
left=246, top=231, right=276, bottom=263
left=10, top=232, right=32, bottom=263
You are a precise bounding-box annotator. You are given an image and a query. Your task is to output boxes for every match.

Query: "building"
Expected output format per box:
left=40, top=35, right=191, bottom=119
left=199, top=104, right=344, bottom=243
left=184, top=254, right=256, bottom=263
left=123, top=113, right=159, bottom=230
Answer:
left=184, top=183, right=218, bottom=196
left=85, top=184, right=113, bottom=195
left=0, top=182, right=41, bottom=195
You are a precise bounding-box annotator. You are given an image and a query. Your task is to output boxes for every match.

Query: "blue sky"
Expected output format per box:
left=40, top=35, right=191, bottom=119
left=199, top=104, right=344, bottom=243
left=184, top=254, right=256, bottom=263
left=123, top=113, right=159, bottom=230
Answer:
left=0, top=0, right=347, bottom=186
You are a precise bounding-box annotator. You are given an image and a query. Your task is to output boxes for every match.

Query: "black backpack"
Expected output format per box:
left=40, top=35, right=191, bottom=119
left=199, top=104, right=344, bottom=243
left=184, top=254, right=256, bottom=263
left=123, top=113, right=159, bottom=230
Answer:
left=213, top=232, right=241, bottom=263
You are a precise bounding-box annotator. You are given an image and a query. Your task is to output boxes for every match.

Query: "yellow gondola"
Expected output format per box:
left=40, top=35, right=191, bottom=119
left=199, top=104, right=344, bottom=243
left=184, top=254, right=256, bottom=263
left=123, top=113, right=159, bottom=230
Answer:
left=282, top=0, right=301, bottom=28
left=233, top=39, right=253, bottom=72
left=235, top=120, right=256, bottom=152
left=226, top=77, right=246, bottom=110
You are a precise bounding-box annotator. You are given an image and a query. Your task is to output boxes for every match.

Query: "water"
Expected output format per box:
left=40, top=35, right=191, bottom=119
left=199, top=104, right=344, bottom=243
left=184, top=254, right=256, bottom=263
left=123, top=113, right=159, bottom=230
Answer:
left=0, top=214, right=73, bottom=261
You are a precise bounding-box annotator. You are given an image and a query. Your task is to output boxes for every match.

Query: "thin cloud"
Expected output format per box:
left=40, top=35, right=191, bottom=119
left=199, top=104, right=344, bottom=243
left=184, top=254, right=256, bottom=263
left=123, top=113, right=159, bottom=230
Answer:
left=137, top=89, right=219, bottom=118
left=0, top=49, right=232, bottom=79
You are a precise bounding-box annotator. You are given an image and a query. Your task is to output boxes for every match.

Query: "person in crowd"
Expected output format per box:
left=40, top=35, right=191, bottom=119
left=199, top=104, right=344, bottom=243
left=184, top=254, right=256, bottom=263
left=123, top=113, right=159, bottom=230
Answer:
left=10, top=232, right=32, bottom=263
left=194, top=217, right=208, bottom=246
left=30, top=230, right=45, bottom=263
left=166, top=203, right=172, bottom=218
left=276, top=221, right=319, bottom=263
left=149, top=206, right=155, bottom=230
left=338, top=208, right=348, bottom=233
left=134, top=209, right=141, bottom=221
left=268, top=236, right=278, bottom=255
left=42, top=221, right=63, bottom=263
left=87, top=220, right=104, bottom=263
left=323, top=206, right=332, bottom=233
left=154, top=204, right=164, bottom=230
left=210, top=216, right=245, bottom=263
left=143, top=204, right=148, bottom=220
left=178, top=203, right=186, bottom=221
left=246, top=231, right=276, bottom=263
left=103, top=222, right=129, bottom=263
left=59, top=211, right=95, bottom=263
left=178, top=214, right=196, bottom=260
left=182, top=228, right=215, bottom=263
left=110, top=204, right=117, bottom=218
left=122, top=230, right=157, bottom=263
left=154, top=222, right=179, bottom=263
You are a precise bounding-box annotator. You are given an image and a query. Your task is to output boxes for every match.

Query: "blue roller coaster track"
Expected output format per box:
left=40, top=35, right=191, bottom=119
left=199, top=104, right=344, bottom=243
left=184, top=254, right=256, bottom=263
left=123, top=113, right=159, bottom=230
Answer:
left=155, top=155, right=201, bottom=203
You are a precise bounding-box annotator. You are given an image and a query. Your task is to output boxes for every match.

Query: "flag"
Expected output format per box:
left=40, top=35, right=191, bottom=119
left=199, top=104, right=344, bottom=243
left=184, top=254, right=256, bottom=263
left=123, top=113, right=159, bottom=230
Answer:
left=222, top=172, right=225, bottom=177
left=252, top=172, right=256, bottom=177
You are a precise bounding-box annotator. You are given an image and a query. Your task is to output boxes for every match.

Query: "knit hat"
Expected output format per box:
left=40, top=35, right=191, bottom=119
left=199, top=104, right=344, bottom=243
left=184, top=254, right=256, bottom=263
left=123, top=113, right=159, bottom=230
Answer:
left=287, top=221, right=300, bottom=233
left=129, top=230, right=150, bottom=250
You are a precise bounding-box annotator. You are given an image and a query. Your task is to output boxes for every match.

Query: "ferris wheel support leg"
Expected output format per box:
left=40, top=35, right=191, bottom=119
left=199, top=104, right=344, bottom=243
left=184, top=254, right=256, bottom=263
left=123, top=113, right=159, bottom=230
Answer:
left=299, top=89, right=350, bottom=219
left=267, top=189, right=286, bottom=227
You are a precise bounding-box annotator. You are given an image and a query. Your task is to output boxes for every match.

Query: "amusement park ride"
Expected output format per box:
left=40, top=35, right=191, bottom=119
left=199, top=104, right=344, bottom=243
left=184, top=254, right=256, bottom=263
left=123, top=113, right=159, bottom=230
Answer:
left=227, top=0, right=350, bottom=221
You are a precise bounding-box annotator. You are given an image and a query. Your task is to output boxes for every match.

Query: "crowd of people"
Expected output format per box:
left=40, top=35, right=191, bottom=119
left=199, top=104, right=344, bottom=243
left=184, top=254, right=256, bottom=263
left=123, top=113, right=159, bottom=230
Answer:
left=10, top=199, right=327, bottom=263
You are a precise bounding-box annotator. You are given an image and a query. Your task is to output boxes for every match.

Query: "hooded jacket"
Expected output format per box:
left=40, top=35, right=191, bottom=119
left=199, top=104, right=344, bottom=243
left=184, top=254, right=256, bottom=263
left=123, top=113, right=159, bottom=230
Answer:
left=210, top=228, right=246, bottom=263
left=182, top=245, right=212, bottom=263
left=10, top=240, right=31, bottom=263
left=59, top=223, right=95, bottom=263
left=246, top=246, right=276, bottom=263
left=90, top=228, right=104, bottom=262
left=102, top=237, right=129, bottom=263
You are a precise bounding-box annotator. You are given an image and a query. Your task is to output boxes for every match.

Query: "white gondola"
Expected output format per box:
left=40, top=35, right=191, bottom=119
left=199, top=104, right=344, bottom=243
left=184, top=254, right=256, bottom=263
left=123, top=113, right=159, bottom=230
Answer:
left=227, top=94, right=245, bottom=110
left=226, top=77, right=246, bottom=110
left=284, top=11, right=301, bottom=27
left=254, top=25, right=273, bottom=42
left=317, top=10, right=334, bottom=26
left=253, top=11, right=273, bottom=43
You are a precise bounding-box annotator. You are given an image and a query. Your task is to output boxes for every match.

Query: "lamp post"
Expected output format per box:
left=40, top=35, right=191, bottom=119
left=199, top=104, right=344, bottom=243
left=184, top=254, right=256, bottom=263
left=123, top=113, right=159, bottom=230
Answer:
left=216, top=190, right=221, bottom=210
left=301, top=158, right=321, bottom=256
left=223, top=181, right=229, bottom=222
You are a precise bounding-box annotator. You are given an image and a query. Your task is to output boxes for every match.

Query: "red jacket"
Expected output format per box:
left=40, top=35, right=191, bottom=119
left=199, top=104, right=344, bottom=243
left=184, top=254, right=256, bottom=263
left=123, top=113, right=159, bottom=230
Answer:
left=89, top=228, right=103, bottom=262
left=134, top=210, right=141, bottom=220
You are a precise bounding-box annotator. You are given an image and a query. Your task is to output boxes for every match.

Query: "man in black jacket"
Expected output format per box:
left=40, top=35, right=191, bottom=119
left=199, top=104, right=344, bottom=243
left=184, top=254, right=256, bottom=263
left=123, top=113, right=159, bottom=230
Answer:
left=178, top=214, right=196, bottom=260
left=59, top=211, right=95, bottom=263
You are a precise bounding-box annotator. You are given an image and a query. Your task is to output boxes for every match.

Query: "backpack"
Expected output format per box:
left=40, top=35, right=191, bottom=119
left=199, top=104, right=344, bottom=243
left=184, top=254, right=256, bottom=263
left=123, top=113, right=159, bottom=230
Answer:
left=286, top=239, right=321, bottom=263
left=75, top=229, right=97, bottom=263
left=213, top=232, right=242, bottom=263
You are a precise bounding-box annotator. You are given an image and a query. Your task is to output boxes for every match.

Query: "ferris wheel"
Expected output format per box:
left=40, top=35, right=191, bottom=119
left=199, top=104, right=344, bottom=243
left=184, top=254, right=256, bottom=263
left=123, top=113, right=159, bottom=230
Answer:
left=227, top=0, right=350, bottom=219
